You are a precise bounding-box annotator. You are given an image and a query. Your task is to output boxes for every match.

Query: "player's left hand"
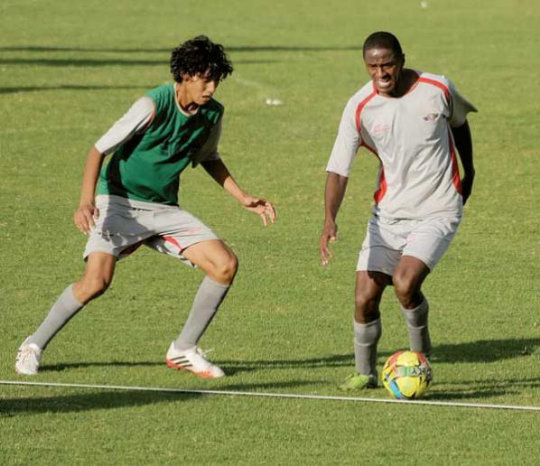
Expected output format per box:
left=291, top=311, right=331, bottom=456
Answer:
left=242, top=196, right=276, bottom=226
left=461, top=171, right=475, bottom=205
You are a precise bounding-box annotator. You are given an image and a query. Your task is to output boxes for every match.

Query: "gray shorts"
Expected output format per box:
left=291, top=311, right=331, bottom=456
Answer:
left=356, top=215, right=461, bottom=275
left=84, top=195, right=219, bottom=266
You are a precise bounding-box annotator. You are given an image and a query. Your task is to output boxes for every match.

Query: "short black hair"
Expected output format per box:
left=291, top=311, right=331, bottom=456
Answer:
left=363, top=31, right=403, bottom=58
left=170, top=35, right=233, bottom=83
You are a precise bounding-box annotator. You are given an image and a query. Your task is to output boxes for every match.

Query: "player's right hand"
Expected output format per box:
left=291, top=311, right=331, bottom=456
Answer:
left=320, top=222, right=338, bottom=266
left=74, top=202, right=99, bottom=235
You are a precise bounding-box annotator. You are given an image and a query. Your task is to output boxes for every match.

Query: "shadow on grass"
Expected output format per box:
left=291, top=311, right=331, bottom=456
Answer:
left=442, top=377, right=540, bottom=388
left=0, top=84, right=152, bottom=95
left=40, top=361, right=160, bottom=372
left=0, top=45, right=362, bottom=53
left=39, top=353, right=354, bottom=375
left=39, top=336, right=539, bottom=375
left=0, top=58, right=277, bottom=68
left=428, top=338, right=540, bottom=363
left=426, top=377, right=540, bottom=401
left=0, top=390, right=199, bottom=416
left=222, top=337, right=539, bottom=373
left=221, top=353, right=354, bottom=375
left=0, top=43, right=362, bottom=71
left=40, top=355, right=351, bottom=376
left=0, top=380, right=322, bottom=415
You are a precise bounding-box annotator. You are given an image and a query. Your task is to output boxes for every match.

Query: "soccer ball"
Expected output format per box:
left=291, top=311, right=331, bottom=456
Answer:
left=381, top=350, right=432, bottom=399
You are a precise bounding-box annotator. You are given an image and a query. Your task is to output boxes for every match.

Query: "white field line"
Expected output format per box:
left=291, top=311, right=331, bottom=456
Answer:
left=1, top=380, right=539, bottom=412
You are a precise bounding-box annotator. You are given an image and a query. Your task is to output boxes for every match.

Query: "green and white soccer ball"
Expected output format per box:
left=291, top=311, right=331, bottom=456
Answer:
left=382, top=350, right=432, bottom=399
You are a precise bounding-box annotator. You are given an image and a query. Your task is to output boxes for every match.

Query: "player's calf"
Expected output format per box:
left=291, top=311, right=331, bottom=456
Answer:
left=400, top=297, right=431, bottom=357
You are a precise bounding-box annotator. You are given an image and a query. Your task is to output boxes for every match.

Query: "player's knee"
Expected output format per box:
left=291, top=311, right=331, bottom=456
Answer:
left=354, top=291, right=380, bottom=323
left=213, top=252, right=238, bottom=284
left=77, top=275, right=112, bottom=302
left=393, top=272, right=417, bottom=305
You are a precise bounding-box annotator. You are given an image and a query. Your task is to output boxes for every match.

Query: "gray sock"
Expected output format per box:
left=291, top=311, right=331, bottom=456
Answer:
left=401, top=298, right=431, bottom=356
left=29, top=284, right=84, bottom=350
left=353, top=318, right=382, bottom=378
left=174, top=276, right=230, bottom=351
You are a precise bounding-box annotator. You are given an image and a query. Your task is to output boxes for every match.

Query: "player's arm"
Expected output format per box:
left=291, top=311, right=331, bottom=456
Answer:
left=320, top=172, right=348, bottom=266
left=321, top=98, right=359, bottom=265
left=451, top=120, right=475, bottom=205
left=201, top=158, right=276, bottom=226
left=447, top=79, right=477, bottom=205
left=74, top=147, right=107, bottom=234
left=74, top=96, right=155, bottom=234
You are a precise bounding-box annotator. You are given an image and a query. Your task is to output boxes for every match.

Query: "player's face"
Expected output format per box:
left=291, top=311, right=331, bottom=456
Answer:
left=364, top=47, right=404, bottom=97
left=183, top=72, right=219, bottom=106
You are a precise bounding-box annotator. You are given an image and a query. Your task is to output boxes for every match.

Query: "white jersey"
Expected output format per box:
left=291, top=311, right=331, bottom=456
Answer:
left=326, top=71, right=477, bottom=219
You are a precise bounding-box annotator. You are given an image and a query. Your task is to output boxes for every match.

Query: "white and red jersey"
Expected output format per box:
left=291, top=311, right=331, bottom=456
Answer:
left=326, top=71, right=477, bottom=219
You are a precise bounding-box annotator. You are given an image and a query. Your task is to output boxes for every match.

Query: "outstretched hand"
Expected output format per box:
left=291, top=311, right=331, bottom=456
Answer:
left=74, top=202, right=99, bottom=235
left=242, top=196, right=276, bottom=226
left=461, top=171, right=475, bottom=205
left=320, top=222, right=338, bottom=266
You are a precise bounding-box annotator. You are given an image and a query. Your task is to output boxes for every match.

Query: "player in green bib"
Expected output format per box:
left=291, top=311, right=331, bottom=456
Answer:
left=16, top=36, right=276, bottom=379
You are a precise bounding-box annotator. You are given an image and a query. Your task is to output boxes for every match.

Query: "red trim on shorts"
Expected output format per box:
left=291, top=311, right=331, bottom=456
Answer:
left=447, top=129, right=462, bottom=194
left=355, top=91, right=377, bottom=133
left=417, top=77, right=450, bottom=102
left=162, top=235, right=184, bottom=253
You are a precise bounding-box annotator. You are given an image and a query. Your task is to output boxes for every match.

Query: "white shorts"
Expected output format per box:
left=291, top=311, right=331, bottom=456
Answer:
left=84, top=195, right=219, bottom=267
left=356, top=215, right=461, bottom=275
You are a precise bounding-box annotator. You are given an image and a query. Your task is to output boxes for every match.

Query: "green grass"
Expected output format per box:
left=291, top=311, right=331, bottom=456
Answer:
left=1, top=0, right=539, bottom=464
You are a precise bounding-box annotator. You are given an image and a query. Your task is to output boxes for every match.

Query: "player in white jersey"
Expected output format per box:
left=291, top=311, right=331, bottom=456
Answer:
left=320, top=32, right=477, bottom=390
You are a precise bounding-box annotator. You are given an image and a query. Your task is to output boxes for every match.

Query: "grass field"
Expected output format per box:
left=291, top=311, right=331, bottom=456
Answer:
left=1, top=0, right=539, bottom=464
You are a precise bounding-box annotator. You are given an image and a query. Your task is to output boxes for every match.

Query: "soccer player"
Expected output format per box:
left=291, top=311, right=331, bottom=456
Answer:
left=15, top=35, right=276, bottom=379
left=320, top=32, right=476, bottom=390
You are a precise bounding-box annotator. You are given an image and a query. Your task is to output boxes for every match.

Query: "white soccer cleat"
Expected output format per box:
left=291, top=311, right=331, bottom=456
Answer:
left=166, top=343, right=225, bottom=379
left=15, top=337, right=42, bottom=375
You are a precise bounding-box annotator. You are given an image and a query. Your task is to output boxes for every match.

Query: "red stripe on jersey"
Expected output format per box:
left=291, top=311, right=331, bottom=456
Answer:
left=163, top=235, right=184, bottom=252
left=448, top=129, right=462, bottom=194
left=361, top=141, right=378, bottom=156
left=354, top=93, right=385, bottom=203
left=373, top=167, right=387, bottom=204
left=355, top=91, right=377, bottom=133
left=418, top=77, right=450, bottom=102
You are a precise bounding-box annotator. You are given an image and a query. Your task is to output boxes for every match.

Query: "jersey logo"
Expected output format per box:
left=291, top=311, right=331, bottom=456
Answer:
left=373, top=123, right=391, bottom=135
left=423, top=113, right=439, bottom=122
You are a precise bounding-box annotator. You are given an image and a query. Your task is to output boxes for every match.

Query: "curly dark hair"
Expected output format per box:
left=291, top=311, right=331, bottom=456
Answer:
left=363, top=31, right=403, bottom=58
left=170, top=35, right=233, bottom=83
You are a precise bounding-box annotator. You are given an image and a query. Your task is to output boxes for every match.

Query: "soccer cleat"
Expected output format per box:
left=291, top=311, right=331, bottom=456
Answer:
left=338, top=373, right=377, bottom=391
left=15, top=337, right=42, bottom=376
left=166, top=343, right=225, bottom=379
